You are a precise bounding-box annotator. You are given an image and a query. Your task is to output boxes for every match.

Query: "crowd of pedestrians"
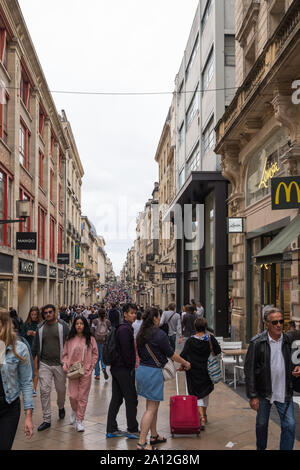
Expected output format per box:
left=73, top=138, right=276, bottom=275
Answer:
left=2, top=288, right=300, bottom=451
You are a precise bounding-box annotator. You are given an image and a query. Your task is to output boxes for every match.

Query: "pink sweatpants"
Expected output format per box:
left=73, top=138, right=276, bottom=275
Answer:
left=68, top=373, right=92, bottom=421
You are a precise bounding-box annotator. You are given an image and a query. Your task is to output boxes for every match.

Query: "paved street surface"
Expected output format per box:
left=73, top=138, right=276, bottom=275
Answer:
left=12, top=371, right=300, bottom=451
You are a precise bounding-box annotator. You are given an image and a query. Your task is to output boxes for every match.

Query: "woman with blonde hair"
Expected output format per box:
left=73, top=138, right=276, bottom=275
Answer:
left=0, top=308, right=34, bottom=449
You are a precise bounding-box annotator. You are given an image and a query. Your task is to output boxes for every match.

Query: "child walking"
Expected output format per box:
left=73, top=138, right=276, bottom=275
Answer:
left=62, top=315, right=98, bottom=432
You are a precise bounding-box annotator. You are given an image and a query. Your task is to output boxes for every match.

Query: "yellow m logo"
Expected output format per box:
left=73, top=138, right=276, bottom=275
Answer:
left=275, top=181, right=300, bottom=205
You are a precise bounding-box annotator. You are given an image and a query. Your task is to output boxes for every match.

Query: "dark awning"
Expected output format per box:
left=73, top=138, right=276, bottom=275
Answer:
left=254, top=214, right=300, bottom=264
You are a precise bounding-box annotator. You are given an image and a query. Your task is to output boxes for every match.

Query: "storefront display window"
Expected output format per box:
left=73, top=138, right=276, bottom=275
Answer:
left=246, top=129, right=287, bottom=207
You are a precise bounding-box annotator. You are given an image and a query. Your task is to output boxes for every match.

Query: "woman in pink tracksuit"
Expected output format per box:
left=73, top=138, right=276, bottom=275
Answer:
left=62, top=315, right=98, bottom=432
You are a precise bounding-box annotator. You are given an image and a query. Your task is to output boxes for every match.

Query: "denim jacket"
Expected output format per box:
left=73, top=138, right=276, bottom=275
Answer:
left=0, top=340, right=34, bottom=409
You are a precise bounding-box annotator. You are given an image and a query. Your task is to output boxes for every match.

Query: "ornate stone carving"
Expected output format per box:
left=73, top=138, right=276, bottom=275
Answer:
left=271, top=90, right=300, bottom=142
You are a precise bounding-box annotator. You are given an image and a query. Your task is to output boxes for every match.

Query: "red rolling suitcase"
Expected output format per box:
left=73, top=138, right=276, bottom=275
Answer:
left=170, top=373, right=201, bottom=437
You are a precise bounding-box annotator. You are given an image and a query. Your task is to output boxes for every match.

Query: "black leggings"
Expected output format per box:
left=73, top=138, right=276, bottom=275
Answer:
left=0, top=397, right=21, bottom=450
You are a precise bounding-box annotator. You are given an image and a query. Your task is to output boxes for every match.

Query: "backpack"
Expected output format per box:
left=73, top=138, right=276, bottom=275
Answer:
left=93, top=319, right=109, bottom=344
left=159, top=312, right=176, bottom=336
left=102, top=327, right=120, bottom=366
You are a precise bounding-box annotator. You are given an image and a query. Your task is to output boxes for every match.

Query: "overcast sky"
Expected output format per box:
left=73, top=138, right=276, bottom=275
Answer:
left=18, top=0, right=199, bottom=275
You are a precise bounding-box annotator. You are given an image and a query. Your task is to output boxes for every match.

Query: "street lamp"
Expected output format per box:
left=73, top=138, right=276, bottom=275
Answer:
left=0, top=200, right=30, bottom=225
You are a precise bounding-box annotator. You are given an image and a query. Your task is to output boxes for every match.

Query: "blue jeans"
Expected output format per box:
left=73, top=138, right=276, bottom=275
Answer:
left=94, top=343, right=106, bottom=376
left=256, top=397, right=295, bottom=450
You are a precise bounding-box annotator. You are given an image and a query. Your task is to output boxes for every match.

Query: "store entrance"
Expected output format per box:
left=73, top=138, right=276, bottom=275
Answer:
left=262, top=262, right=291, bottom=330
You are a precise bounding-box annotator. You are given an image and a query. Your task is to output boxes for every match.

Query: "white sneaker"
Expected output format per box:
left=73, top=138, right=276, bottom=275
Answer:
left=76, top=420, right=85, bottom=432
left=69, top=410, right=76, bottom=425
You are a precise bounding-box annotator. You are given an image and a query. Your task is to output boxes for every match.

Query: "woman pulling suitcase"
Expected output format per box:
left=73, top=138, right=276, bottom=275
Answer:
left=179, top=317, right=221, bottom=429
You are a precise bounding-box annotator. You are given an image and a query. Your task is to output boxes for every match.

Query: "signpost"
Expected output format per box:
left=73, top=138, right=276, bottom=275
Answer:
left=162, top=272, right=178, bottom=280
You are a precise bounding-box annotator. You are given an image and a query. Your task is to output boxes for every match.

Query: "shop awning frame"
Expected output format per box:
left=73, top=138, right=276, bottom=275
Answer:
left=254, top=214, right=300, bottom=265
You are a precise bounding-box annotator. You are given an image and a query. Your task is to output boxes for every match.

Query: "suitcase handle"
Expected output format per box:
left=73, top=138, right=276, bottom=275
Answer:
left=175, top=371, right=188, bottom=395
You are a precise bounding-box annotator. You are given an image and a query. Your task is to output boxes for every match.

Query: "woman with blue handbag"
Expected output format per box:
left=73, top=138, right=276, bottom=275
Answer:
left=179, top=317, right=221, bottom=430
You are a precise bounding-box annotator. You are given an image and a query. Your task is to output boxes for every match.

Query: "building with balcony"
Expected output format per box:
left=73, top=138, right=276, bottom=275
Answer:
left=215, top=0, right=300, bottom=342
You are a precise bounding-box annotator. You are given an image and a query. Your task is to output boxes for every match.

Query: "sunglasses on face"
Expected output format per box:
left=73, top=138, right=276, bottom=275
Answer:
left=44, top=310, right=54, bottom=315
left=270, top=320, right=284, bottom=325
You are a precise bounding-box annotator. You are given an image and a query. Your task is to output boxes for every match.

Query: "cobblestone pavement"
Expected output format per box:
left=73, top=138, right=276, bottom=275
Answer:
left=12, top=370, right=300, bottom=451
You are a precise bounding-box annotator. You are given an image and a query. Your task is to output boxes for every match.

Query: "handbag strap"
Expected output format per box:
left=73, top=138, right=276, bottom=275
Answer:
left=208, top=335, right=215, bottom=357
left=81, top=345, right=87, bottom=364
left=145, top=344, right=162, bottom=368
left=167, top=312, right=176, bottom=324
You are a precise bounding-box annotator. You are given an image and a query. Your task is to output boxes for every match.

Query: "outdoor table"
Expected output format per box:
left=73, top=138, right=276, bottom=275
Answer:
left=221, top=349, right=248, bottom=386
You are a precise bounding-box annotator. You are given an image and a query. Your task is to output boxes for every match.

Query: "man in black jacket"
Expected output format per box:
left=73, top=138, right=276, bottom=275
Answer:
left=244, top=307, right=300, bottom=450
left=106, top=303, right=139, bottom=439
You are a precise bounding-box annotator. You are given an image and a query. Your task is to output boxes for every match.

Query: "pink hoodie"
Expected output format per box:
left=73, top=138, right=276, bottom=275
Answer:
left=62, top=335, right=98, bottom=376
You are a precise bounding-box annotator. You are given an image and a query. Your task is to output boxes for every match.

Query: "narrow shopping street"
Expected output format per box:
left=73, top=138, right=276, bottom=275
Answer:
left=12, top=372, right=300, bottom=451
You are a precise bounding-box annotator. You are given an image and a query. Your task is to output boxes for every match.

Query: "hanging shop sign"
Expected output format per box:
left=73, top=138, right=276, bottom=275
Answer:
left=271, top=176, right=300, bottom=210
left=75, top=262, right=83, bottom=270
left=162, top=272, right=178, bottom=280
left=19, top=259, right=34, bottom=275
left=57, top=253, right=70, bottom=265
left=227, top=217, right=244, bottom=233
left=16, top=232, right=37, bottom=250
left=75, top=243, right=80, bottom=260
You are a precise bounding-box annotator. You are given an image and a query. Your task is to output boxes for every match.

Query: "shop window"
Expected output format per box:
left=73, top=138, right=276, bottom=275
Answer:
left=19, top=121, right=31, bottom=170
left=0, top=169, right=12, bottom=246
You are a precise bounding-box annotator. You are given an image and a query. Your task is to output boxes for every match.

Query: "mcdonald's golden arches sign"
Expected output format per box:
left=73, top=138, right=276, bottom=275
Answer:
left=271, top=176, right=300, bottom=210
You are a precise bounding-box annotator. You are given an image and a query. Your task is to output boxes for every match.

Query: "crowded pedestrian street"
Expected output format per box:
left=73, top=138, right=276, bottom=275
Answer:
left=11, top=366, right=300, bottom=451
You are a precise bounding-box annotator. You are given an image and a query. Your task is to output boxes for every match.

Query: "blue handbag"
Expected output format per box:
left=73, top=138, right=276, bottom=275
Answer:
left=207, top=336, right=222, bottom=384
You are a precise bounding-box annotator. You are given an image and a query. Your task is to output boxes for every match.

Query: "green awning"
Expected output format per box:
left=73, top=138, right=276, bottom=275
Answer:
left=255, top=214, right=300, bottom=264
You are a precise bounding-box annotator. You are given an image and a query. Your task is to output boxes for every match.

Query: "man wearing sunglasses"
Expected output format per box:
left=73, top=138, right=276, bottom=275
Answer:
left=245, top=307, right=300, bottom=450
left=32, top=304, right=69, bottom=431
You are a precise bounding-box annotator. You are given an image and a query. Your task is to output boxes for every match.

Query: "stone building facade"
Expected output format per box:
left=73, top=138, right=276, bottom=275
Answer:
left=0, top=0, right=69, bottom=317
left=215, top=0, right=300, bottom=343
